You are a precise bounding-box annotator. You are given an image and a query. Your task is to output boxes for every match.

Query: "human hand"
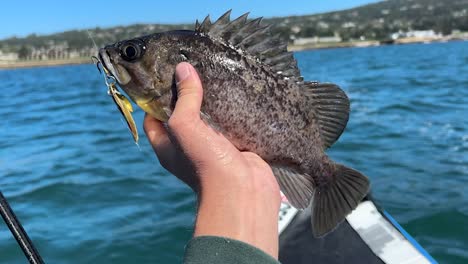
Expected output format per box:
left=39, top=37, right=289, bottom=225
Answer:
left=144, top=62, right=281, bottom=258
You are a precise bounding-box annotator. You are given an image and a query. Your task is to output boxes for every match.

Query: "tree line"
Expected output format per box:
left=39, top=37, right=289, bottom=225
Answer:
left=1, top=0, right=467, bottom=58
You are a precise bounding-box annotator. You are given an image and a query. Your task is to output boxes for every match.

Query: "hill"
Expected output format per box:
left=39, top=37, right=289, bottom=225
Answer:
left=0, top=0, right=467, bottom=63
left=268, top=0, right=467, bottom=40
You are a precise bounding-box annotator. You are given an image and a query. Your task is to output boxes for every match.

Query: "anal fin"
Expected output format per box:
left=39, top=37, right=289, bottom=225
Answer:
left=271, top=166, right=315, bottom=209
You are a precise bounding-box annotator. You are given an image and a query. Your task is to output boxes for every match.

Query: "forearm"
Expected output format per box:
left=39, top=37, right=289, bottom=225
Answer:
left=194, top=175, right=280, bottom=259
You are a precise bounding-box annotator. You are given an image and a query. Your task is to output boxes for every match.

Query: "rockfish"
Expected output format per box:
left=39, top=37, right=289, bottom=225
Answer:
left=98, top=11, right=370, bottom=236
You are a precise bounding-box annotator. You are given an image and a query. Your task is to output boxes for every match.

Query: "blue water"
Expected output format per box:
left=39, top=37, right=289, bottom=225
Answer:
left=0, top=41, right=467, bottom=263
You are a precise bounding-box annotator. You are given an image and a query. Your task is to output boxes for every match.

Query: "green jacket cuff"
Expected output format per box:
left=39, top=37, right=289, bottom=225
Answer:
left=183, top=236, right=280, bottom=264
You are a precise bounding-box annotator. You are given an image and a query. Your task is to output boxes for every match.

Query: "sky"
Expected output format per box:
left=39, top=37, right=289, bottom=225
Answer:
left=0, top=0, right=381, bottom=39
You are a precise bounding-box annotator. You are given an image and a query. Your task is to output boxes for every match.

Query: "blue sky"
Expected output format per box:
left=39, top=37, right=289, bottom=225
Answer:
left=0, top=0, right=380, bottom=39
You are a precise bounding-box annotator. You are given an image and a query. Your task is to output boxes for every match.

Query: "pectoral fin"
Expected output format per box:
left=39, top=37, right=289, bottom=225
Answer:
left=301, top=82, right=350, bottom=149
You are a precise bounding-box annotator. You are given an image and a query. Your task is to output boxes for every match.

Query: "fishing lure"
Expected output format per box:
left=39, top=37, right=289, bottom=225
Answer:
left=93, top=56, right=139, bottom=143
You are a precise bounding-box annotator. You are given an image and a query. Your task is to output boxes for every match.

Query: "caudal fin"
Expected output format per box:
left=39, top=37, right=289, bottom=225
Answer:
left=311, top=163, right=369, bottom=237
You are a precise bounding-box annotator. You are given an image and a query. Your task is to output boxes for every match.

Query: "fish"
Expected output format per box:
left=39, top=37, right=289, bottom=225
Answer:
left=98, top=10, right=370, bottom=237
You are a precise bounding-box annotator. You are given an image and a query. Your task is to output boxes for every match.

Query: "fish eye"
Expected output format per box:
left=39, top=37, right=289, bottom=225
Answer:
left=120, top=40, right=145, bottom=62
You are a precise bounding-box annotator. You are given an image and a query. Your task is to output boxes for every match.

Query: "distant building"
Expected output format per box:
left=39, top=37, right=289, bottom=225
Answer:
left=27, top=44, right=97, bottom=60
left=69, top=50, right=81, bottom=58
left=342, top=22, right=356, bottom=28
left=291, top=26, right=301, bottom=34
left=391, top=31, right=404, bottom=40
left=294, top=35, right=342, bottom=45
left=406, top=30, right=441, bottom=38
left=0, top=50, right=18, bottom=61
left=450, top=30, right=468, bottom=39
left=391, top=30, right=442, bottom=40
left=317, top=22, right=329, bottom=29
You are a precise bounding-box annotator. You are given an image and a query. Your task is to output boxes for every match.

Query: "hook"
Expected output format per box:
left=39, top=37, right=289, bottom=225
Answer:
left=91, top=56, right=102, bottom=74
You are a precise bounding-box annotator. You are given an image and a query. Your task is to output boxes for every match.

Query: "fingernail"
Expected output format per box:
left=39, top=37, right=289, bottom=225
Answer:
left=175, top=63, right=191, bottom=84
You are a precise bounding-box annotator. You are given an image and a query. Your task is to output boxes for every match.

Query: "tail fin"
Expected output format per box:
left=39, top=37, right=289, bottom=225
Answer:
left=311, top=163, right=369, bottom=237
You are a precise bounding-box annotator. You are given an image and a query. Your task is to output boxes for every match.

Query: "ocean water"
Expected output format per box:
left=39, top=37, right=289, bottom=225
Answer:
left=0, top=41, right=467, bottom=263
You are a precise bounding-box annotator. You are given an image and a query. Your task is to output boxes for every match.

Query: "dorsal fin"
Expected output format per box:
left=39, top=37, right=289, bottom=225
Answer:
left=302, top=82, right=350, bottom=149
left=210, top=9, right=232, bottom=35
left=197, top=15, right=212, bottom=33
left=195, top=11, right=302, bottom=82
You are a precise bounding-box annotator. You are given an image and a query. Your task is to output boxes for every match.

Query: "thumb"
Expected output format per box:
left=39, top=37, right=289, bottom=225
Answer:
left=172, top=62, right=203, bottom=121
left=168, top=62, right=240, bottom=170
left=167, top=62, right=205, bottom=147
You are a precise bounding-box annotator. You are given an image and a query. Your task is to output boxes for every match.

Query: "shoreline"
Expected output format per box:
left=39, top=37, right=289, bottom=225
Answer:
left=289, top=37, right=467, bottom=52
left=0, top=58, right=92, bottom=70
left=1, top=38, right=466, bottom=70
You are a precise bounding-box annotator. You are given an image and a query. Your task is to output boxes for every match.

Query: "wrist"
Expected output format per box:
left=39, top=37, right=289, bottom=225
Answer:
left=194, top=174, right=280, bottom=258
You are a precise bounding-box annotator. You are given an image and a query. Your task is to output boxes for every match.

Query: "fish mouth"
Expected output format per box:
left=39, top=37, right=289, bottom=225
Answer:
left=98, top=47, right=169, bottom=122
left=98, top=48, right=132, bottom=85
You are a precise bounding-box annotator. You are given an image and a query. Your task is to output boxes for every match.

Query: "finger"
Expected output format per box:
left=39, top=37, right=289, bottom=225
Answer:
left=172, top=62, right=203, bottom=123
left=143, top=113, right=171, bottom=151
left=144, top=114, right=197, bottom=187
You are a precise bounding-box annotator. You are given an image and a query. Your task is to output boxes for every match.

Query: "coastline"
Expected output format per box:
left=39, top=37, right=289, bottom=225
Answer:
left=288, top=41, right=380, bottom=51
left=0, top=57, right=92, bottom=70
left=289, top=37, right=467, bottom=52
left=1, top=38, right=466, bottom=70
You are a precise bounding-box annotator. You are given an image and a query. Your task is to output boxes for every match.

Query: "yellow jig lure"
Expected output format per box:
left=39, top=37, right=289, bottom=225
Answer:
left=93, top=56, right=139, bottom=143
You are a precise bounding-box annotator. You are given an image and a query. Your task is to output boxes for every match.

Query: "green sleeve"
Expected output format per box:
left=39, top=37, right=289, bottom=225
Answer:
left=183, top=236, right=281, bottom=264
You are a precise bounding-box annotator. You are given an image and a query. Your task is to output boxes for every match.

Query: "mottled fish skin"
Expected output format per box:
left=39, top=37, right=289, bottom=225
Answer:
left=184, top=35, right=322, bottom=166
left=98, top=12, right=370, bottom=237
